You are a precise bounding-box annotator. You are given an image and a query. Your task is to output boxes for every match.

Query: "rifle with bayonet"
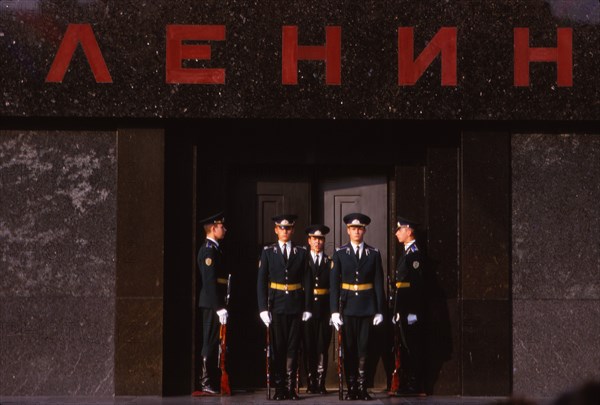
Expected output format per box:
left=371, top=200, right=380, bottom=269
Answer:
left=218, top=274, right=232, bottom=395
left=337, top=296, right=344, bottom=400
left=266, top=300, right=272, bottom=400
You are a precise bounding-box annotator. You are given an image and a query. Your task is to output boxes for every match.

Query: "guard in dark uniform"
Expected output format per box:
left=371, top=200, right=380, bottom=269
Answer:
left=196, top=212, right=229, bottom=395
left=257, top=214, right=313, bottom=400
left=330, top=213, right=385, bottom=401
left=391, top=217, right=426, bottom=396
left=302, top=225, right=332, bottom=394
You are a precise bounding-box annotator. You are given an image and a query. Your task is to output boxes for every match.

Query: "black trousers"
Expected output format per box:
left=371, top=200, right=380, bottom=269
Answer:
left=342, top=315, right=371, bottom=378
left=398, top=320, right=425, bottom=388
left=302, top=316, right=332, bottom=376
left=271, top=313, right=301, bottom=386
left=201, top=308, right=219, bottom=359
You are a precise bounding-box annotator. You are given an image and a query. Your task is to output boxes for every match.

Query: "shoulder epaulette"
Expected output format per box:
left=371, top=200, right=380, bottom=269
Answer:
left=409, top=244, right=419, bottom=253
left=365, top=243, right=379, bottom=253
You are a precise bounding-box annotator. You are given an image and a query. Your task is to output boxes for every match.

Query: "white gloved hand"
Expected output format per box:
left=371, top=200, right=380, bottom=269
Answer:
left=372, top=313, right=384, bottom=326
left=392, top=313, right=400, bottom=324
left=331, top=312, right=343, bottom=331
left=407, top=313, right=418, bottom=325
left=302, top=311, right=313, bottom=321
left=260, top=310, right=272, bottom=326
left=216, top=308, right=228, bottom=325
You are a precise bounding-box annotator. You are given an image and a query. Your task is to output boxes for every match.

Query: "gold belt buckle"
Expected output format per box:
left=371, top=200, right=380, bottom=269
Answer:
left=284, top=284, right=288, bottom=291
left=353, top=284, right=358, bottom=291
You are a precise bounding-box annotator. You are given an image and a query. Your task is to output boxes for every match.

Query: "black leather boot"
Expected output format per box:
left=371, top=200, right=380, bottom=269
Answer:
left=287, top=369, right=300, bottom=400
left=317, top=354, right=328, bottom=394
left=344, top=375, right=357, bottom=400
left=199, top=357, right=219, bottom=395
left=306, top=372, right=316, bottom=394
left=357, top=370, right=372, bottom=400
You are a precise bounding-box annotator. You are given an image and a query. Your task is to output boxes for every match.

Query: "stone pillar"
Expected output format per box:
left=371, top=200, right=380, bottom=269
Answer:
left=0, top=130, right=117, bottom=395
left=512, top=133, right=600, bottom=397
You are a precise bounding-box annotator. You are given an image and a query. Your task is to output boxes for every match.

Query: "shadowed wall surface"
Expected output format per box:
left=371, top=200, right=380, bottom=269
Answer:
left=512, top=133, right=600, bottom=397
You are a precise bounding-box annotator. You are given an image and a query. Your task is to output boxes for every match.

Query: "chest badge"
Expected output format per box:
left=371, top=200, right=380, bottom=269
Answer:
left=205, top=258, right=213, bottom=266
left=413, top=261, right=420, bottom=269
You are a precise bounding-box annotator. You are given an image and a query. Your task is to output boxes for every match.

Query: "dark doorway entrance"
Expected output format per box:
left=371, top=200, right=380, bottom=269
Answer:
left=223, top=168, right=391, bottom=389
left=163, top=120, right=462, bottom=395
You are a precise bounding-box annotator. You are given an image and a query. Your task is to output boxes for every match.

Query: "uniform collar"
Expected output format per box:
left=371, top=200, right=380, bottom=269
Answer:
left=207, top=237, right=219, bottom=247
left=404, top=240, right=415, bottom=251
left=350, top=241, right=364, bottom=251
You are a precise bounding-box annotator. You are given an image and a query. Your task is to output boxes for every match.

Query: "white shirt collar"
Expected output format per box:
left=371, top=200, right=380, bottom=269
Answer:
left=279, top=241, right=289, bottom=250
left=207, top=237, right=219, bottom=247
left=350, top=241, right=364, bottom=251
left=404, top=240, right=415, bottom=251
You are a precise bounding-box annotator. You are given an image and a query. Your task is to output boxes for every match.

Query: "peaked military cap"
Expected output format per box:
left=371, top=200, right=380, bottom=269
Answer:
left=199, top=211, right=225, bottom=226
left=396, top=216, right=419, bottom=230
left=305, top=224, right=330, bottom=237
left=273, top=214, right=298, bottom=227
left=343, top=213, right=371, bottom=227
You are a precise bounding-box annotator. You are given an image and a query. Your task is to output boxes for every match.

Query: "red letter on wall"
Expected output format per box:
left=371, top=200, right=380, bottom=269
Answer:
left=282, top=26, right=341, bottom=85
left=398, top=27, right=457, bottom=86
left=45, top=24, right=112, bottom=83
left=166, top=25, right=225, bottom=84
left=513, top=28, right=572, bottom=87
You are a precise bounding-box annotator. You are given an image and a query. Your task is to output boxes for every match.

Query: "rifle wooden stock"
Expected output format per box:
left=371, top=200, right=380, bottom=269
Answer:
left=219, top=324, right=231, bottom=395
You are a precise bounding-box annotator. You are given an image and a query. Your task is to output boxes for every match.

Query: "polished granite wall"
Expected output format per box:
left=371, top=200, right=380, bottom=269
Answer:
left=0, top=1, right=598, bottom=119
left=0, top=130, right=117, bottom=395
left=512, top=133, right=600, bottom=397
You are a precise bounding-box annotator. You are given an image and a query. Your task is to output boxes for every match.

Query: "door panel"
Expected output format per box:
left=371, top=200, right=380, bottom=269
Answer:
left=257, top=181, right=311, bottom=246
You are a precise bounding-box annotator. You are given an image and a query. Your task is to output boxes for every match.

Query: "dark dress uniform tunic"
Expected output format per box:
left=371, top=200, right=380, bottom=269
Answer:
left=197, top=238, right=228, bottom=391
left=302, top=252, right=332, bottom=392
left=392, top=241, right=426, bottom=394
left=257, top=242, right=312, bottom=394
left=330, top=243, right=385, bottom=394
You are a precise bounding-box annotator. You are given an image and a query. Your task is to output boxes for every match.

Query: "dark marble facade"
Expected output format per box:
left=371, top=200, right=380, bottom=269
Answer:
left=0, top=1, right=598, bottom=119
left=512, top=133, right=600, bottom=397
left=0, top=130, right=117, bottom=395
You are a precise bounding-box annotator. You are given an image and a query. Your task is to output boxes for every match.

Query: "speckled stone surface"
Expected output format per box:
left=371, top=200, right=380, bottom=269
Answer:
left=0, top=130, right=117, bottom=395
left=512, top=134, right=600, bottom=300
left=513, top=300, right=600, bottom=397
left=512, top=133, right=600, bottom=397
left=0, top=0, right=598, bottom=119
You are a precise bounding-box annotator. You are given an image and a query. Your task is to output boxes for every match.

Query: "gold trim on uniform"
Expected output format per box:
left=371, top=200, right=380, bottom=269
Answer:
left=217, top=278, right=228, bottom=285
left=341, top=283, right=374, bottom=291
left=270, top=282, right=302, bottom=291
left=205, top=258, right=212, bottom=266
left=313, top=288, right=330, bottom=295
left=395, top=282, right=411, bottom=288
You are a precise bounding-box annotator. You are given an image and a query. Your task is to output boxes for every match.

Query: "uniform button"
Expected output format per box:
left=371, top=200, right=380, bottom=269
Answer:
left=285, top=277, right=288, bottom=280
left=285, top=291, right=289, bottom=295
left=315, top=283, right=319, bottom=287
left=355, top=292, right=358, bottom=296
left=314, top=297, right=318, bottom=301
left=316, top=277, right=319, bottom=281
left=355, top=271, right=359, bottom=275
